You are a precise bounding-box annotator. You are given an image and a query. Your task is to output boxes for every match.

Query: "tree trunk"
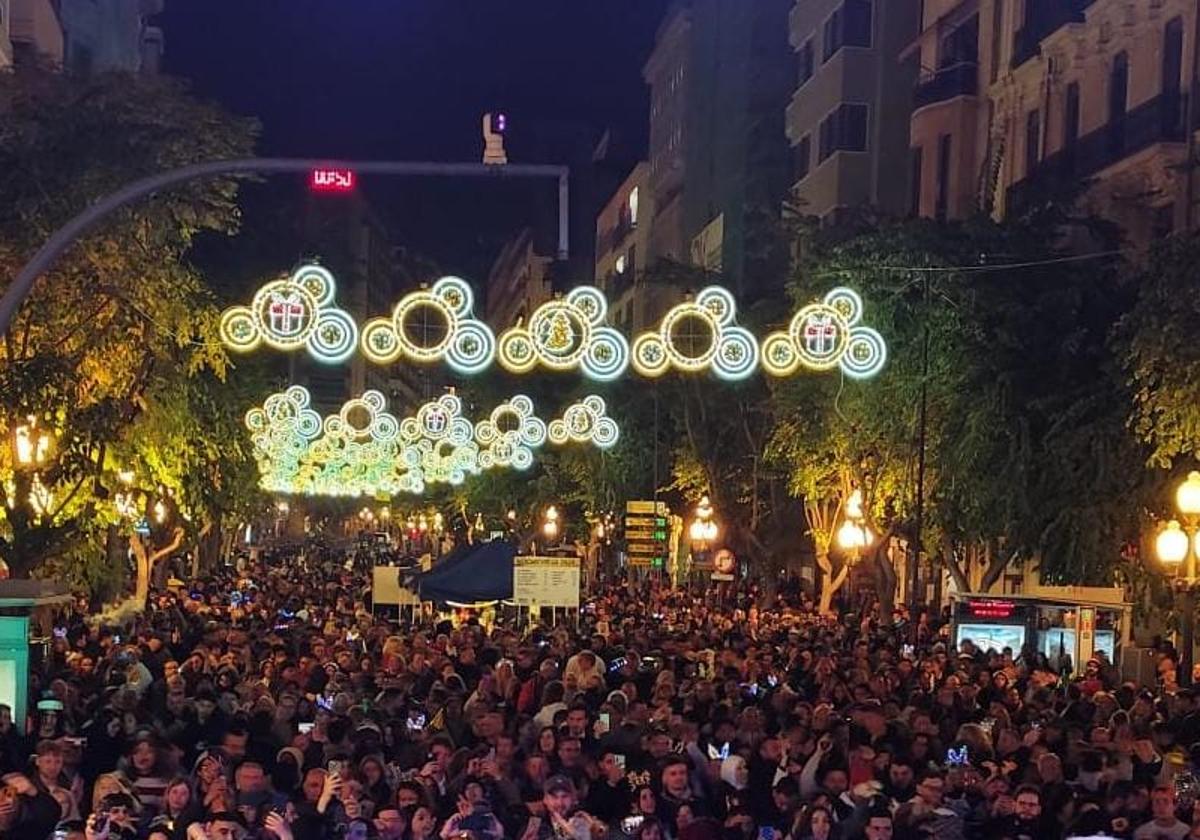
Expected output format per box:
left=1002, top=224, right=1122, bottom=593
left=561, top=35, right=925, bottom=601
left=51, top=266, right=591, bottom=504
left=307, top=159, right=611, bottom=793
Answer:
left=130, top=527, right=184, bottom=607
left=198, top=520, right=222, bottom=574
left=874, top=542, right=898, bottom=625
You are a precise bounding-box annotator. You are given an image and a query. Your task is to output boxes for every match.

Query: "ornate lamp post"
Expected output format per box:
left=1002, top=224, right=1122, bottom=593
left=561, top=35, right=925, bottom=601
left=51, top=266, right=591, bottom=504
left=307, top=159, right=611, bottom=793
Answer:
left=836, top=488, right=875, bottom=561
left=688, top=495, right=719, bottom=568
left=542, top=505, right=560, bottom=549
left=1156, top=471, right=1200, bottom=686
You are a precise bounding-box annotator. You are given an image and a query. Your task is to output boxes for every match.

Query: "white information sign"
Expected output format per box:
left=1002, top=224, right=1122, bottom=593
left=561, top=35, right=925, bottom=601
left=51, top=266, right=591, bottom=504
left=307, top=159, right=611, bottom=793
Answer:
left=513, top=556, right=580, bottom=608
left=372, top=566, right=421, bottom=606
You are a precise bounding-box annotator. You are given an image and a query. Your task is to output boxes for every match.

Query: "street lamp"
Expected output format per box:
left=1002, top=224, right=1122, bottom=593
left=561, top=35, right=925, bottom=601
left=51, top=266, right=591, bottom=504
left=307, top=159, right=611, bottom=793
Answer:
left=688, top=495, right=719, bottom=567
left=1157, top=471, right=1200, bottom=686
left=836, top=488, right=875, bottom=555
left=12, top=417, right=52, bottom=469
left=542, top=505, right=560, bottom=544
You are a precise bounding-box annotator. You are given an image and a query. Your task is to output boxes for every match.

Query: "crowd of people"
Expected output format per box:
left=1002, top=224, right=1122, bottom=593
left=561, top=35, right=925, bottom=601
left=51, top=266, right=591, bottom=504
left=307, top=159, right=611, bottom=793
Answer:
left=3, top=544, right=1200, bottom=840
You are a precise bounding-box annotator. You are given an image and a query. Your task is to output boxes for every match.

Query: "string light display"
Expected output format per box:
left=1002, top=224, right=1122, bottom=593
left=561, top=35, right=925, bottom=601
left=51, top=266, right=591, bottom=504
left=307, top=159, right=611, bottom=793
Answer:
left=360, top=277, right=495, bottom=374
left=548, top=396, right=619, bottom=450
left=497, top=286, right=630, bottom=381
left=219, top=265, right=359, bottom=363
left=761, top=287, right=887, bottom=379
left=631, top=286, right=759, bottom=380
left=475, top=395, right=548, bottom=470
left=246, top=389, right=619, bottom=498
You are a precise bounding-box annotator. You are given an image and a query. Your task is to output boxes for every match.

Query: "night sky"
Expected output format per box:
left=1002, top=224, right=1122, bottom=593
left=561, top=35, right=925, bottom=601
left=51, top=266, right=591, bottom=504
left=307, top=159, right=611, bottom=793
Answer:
left=160, top=1, right=670, bottom=278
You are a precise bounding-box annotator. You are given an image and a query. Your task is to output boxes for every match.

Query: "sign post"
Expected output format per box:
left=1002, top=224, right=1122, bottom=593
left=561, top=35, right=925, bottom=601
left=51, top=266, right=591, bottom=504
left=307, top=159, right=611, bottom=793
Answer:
left=624, top=501, right=669, bottom=571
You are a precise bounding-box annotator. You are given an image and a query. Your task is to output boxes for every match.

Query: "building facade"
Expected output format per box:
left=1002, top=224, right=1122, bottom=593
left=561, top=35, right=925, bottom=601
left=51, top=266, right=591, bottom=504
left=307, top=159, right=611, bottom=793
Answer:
left=643, top=0, right=795, bottom=297
left=786, top=0, right=921, bottom=220
left=0, top=0, right=12, bottom=69
left=909, top=0, right=1197, bottom=243
left=58, top=0, right=165, bottom=76
left=8, top=0, right=63, bottom=68
left=593, top=163, right=675, bottom=335
left=484, top=228, right=554, bottom=334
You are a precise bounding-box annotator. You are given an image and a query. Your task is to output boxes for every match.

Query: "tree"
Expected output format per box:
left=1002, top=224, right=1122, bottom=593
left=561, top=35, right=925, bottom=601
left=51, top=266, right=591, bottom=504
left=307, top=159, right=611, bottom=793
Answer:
left=0, top=69, right=259, bottom=582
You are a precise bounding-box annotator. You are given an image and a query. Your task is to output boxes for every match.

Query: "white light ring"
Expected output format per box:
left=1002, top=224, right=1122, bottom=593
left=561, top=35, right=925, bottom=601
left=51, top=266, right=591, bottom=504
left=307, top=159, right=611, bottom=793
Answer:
left=696, top=286, right=738, bottom=326
left=251, top=280, right=321, bottom=350
left=788, top=303, right=850, bottom=371
left=713, top=327, right=760, bottom=381
left=360, top=390, right=386, bottom=413
left=293, top=265, right=337, bottom=307
left=448, top=417, right=474, bottom=446
left=475, top=422, right=498, bottom=445
left=286, top=385, right=312, bottom=407
left=841, top=327, right=888, bottom=379
left=310, top=309, right=359, bottom=363
left=509, top=395, right=535, bottom=416
left=761, top=333, right=801, bottom=377
left=497, top=330, right=539, bottom=373
left=297, top=411, right=322, bottom=439
left=523, top=416, right=548, bottom=447
left=323, top=415, right=348, bottom=438
left=245, top=409, right=268, bottom=433
left=393, top=292, right=455, bottom=361
left=632, top=334, right=671, bottom=377
left=824, top=287, right=864, bottom=327
left=548, top=420, right=569, bottom=445
left=512, top=447, right=534, bottom=470
left=372, top=415, right=400, bottom=442
left=448, top=321, right=495, bottom=374
left=583, top=396, right=607, bottom=416
left=583, top=329, right=630, bottom=381
left=432, top=276, right=475, bottom=317
left=219, top=307, right=260, bottom=352
left=478, top=450, right=496, bottom=470
left=527, top=301, right=592, bottom=368
left=593, top=418, right=620, bottom=449
left=566, top=286, right=608, bottom=325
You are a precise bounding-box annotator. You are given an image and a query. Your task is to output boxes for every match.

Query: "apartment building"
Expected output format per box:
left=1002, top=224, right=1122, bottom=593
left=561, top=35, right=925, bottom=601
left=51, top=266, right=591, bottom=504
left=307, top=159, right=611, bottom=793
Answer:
left=786, top=0, right=921, bottom=220
left=484, top=228, right=554, bottom=335
left=8, top=0, right=63, bottom=68
left=910, top=0, right=1197, bottom=242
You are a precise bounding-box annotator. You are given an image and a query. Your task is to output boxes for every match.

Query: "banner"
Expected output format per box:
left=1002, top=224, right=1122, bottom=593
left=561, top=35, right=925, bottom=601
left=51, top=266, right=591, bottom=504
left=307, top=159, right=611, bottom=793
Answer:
left=513, top=556, right=580, bottom=608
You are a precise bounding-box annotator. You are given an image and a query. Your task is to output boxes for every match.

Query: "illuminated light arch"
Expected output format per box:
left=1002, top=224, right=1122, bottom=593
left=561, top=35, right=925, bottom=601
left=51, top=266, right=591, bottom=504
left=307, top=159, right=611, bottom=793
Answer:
left=632, top=286, right=759, bottom=381
left=497, top=286, right=630, bottom=381
left=548, top=396, right=620, bottom=450
left=761, top=286, right=886, bottom=379
left=361, top=276, right=496, bottom=374
left=219, top=265, right=359, bottom=364
left=475, top=395, right=549, bottom=470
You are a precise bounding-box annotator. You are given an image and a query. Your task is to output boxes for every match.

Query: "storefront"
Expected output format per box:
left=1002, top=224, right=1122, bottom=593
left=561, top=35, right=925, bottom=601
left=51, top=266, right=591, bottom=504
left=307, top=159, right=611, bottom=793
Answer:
left=950, top=592, right=1130, bottom=670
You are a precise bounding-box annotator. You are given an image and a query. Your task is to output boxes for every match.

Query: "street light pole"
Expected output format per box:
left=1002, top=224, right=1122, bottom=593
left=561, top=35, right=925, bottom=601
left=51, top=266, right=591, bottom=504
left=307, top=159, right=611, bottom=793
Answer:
left=1155, top=471, right=1200, bottom=687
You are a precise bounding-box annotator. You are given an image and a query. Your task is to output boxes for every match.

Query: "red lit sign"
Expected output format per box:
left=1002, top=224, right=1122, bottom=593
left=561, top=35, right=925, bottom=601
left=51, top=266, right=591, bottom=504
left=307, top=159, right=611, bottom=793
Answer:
left=310, top=168, right=356, bottom=192
left=967, top=599, right=1017, bottom=619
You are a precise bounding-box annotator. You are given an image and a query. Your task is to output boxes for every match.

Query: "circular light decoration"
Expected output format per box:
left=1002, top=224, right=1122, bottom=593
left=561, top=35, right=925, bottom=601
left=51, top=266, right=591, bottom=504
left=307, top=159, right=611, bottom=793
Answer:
left=761, top=286, right=887, bottom=379
left=475, top=395, right=549, bottom=470
left=631, top=286, right=759, bottom=381
left=548, top=396, right=620, bottom=450
left=361, top=276, right=496, bottom=374
left=219, top=265, right=359, bottom=364
left=497, top=286, right=630, bottom=381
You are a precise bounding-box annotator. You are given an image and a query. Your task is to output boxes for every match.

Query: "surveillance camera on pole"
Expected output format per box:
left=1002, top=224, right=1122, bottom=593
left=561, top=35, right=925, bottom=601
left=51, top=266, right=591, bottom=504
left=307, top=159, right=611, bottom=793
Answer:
left=482, top=112, right=508, bottom=166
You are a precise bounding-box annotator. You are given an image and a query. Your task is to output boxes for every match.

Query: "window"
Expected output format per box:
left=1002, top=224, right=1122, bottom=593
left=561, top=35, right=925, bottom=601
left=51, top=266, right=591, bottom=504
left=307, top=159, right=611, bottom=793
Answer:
left=1163, top=18, right=1184, bottom=135
left=910, top=147, right=924, bottom=217
left=936, top=134, right=952, bottom=221
left=823, top=2, right=872, bottom=62
left=615, top=255, right=627, bottom=275
left=1063, top=82, right=1080, bottom=151
left=818, top=104, right=869, bottom=161
left=1024, top=109, right=1041, bottom=177
left=795, top=135, right=812, bottom=181
left=1109, top=51, right=1129, bottom=124
left=990, top=0, right=1004, bottom=83
left=628, top=187, right=640, bottom=227
left=799, top=39, right=815, bottom=86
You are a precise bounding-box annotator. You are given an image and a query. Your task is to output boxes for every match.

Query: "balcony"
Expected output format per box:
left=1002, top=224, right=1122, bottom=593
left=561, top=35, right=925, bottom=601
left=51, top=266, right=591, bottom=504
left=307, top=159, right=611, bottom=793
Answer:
left=1011, top=0, right=1096, bottom=68
left=914, top=62, right=979, bottom=110
left=1007, top=93, right=1186, bottom=212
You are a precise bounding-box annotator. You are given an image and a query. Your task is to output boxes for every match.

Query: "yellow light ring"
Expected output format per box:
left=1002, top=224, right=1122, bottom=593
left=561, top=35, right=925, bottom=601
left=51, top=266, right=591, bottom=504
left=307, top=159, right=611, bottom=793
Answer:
left=497, top=330, right=539, bottom=373
left=788, top=303, right=850, bottom=371
left=632, top=333, right=670, bottom=377
left=219, top=307, right=260, bottom=352
left=250, top=279, right=322, bottom=350
left=392, top=291, right=456, bottom=361
left=527, top=300, right=592, bottom=369
left=660, top=303, right=720, bottom=370
left=362, top=318, right=403, bottom=363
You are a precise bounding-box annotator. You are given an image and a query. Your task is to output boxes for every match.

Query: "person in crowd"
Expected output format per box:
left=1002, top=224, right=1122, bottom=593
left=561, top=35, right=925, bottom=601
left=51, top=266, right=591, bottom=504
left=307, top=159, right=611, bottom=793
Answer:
left=13, top=546, right=1200, bottom=840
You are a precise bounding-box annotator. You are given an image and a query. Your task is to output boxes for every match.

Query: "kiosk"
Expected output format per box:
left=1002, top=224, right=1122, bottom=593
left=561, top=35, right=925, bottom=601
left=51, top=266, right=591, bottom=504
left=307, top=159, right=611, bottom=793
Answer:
left=0, top=580, right=72, bottom=728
